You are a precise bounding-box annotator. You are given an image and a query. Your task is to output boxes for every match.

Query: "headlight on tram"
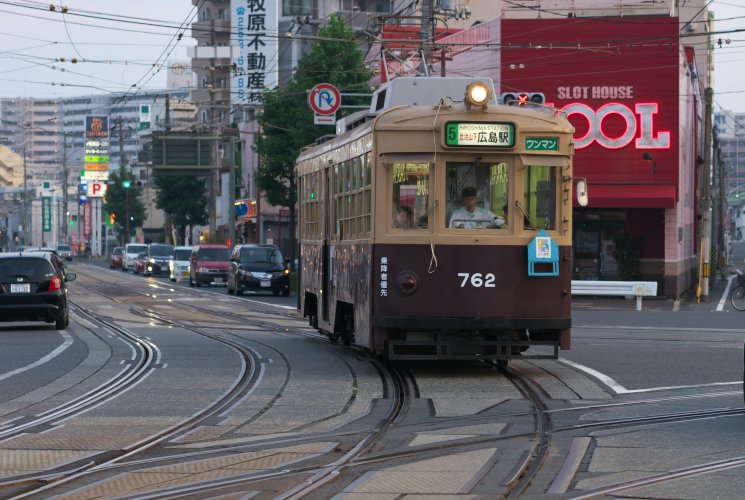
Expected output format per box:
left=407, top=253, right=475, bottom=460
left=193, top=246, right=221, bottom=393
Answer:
left=465, top=81, right=491, bottom=108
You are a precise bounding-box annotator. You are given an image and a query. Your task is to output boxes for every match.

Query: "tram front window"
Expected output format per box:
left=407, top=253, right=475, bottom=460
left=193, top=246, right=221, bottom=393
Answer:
left=522, top=163, right=558, bottom=230
left=446, top=161, right=509, bottom=229
left=390, top=162, right=430, bottom=230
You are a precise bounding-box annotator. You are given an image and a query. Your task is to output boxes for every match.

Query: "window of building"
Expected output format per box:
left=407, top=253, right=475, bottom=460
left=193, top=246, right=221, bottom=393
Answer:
left=283, top=0, right=313, bottom=16
left=200, top=8, right=210, bottom=21
left=445, top=160, right=509, bottom=230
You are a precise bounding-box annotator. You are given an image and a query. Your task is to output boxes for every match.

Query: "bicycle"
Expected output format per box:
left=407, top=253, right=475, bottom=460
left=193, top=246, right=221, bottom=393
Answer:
left=729, top=271, right=745, bottom=311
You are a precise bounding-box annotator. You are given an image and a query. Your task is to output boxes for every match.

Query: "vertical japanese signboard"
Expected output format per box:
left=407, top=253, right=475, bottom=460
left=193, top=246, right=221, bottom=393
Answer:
left=42, top=196, right=52, bottom=232
left=83, top=201, right=92, bottom=237
left=231, top=0, right=278, bottom=106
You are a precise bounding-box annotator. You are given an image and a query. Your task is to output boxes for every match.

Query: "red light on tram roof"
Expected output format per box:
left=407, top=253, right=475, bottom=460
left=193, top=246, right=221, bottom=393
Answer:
left=517, top=93, right=529, bottom=105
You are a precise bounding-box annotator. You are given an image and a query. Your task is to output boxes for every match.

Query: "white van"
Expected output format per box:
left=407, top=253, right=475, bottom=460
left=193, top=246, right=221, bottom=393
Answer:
left=123, top=243, right=147, bottom=271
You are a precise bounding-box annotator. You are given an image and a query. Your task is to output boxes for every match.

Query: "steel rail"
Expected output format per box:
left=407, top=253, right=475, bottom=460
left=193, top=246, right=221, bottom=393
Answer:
left=4, top=299, right=261, bottom=499
left=0, top=304, right=157, bottom=443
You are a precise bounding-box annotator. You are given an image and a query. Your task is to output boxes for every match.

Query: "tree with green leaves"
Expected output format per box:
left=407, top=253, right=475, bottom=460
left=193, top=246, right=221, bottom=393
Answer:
left=153, top=173, right=209, bottom=245
left=104, top=165, right=146, bottom=245
left=254, top=15, right=371, bottom=260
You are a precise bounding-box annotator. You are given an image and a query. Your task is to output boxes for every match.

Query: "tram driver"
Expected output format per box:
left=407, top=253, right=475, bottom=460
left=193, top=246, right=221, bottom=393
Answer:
left=449, top=187, right=506, bottom=229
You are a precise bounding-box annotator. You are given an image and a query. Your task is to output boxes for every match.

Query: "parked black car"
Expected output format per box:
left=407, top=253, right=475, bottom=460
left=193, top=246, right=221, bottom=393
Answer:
left=0, top=251, right=77, bottom=329
left=227, top=244, right=290, bottom=296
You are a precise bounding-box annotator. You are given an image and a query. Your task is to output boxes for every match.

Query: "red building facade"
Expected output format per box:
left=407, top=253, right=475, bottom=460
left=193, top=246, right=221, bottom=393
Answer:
left=501, top=17, right=700, bottom=297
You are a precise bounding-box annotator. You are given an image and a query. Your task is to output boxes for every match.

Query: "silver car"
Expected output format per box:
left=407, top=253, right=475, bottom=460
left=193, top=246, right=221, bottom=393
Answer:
left=56, top=244, right=74, bottom=261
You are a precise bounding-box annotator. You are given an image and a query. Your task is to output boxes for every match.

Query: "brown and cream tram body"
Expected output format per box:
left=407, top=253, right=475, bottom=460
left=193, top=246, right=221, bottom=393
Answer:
left=297, top=79, right=576, bottom=361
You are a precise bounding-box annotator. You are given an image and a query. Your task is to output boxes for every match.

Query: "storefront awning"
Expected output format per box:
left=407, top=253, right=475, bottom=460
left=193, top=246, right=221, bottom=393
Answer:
left=576, top=184, right=677, bottom=209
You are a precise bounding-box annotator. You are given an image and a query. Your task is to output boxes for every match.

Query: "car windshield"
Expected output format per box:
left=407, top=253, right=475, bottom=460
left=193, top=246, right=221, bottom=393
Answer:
left=149, top=245, right=174, bottom=257
left=57, top=245, right=71, bottom=251
left=173, top=249, right=191, bottom=260
left=198, top=248, right=229, bottom=261
left=240, top=247, right=283, bottom=266
left=113, top=248, right=123, bottom=255
left=0, top=258, right=55, bottom=280
left=127, top=245, right=147, bottom=254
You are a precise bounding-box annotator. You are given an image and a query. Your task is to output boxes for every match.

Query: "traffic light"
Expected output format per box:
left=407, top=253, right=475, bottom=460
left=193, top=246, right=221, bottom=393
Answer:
left=109, top=213, right=116, bottom=225
left=500, top=92, right=545, bottom=106
left=123, top=180, right=131, bottom=188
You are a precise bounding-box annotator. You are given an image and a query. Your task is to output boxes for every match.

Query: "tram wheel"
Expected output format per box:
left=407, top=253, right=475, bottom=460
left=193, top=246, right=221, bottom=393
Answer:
left=730, top=284, right=745, bottom=311
left=496, top=359, right=509, bottom=371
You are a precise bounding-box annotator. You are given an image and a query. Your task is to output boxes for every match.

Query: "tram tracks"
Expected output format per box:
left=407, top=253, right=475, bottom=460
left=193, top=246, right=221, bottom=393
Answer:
left=0, top=270, right=411, bottom=499
left=0, top=306, right=263, bottom=498
left=11, top=267, right=744, bottom=498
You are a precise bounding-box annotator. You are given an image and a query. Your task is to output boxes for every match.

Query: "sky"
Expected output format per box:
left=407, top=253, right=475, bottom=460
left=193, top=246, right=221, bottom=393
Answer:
left=0, top=1, right=744, bottom=111
left=0, top=1, right=197, bottom=99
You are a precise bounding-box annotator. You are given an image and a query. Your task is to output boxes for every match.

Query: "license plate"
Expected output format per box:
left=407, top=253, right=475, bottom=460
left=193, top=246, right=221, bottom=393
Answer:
left=10, top=283, right=30, bottom=293
left=260, top=280, right=271, bottom=287
left=213, top=277, right=223, bottom=284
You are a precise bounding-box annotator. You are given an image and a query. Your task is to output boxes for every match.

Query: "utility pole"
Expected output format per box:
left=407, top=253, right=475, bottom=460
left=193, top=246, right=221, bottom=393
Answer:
left=699, top=86, right=713, bottom=301
left=21, top=148, right=27, bottom=247
left=419, top=0, right=433, bottom=76
left=718, top=142, right=727, bottom=277
left=61, top=136, right=68, bottom=244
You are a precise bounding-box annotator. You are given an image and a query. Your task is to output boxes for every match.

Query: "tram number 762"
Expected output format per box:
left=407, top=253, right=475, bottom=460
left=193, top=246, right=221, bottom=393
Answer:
left=458, top=273, right=496, bottom=288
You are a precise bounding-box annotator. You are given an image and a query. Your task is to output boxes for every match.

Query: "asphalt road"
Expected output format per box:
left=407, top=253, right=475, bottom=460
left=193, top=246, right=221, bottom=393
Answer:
left=0, top=258, right=743, bottom=498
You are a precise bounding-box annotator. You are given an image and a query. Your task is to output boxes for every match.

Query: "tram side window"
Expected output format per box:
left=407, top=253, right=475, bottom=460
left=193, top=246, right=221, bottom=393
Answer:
left=336, top=155, right=372, bottom=238
left=445, top=161, right=509, bottom=229
left=522, top=164, right=557, bottom=230
left=390, top=162, right=430, bottom=230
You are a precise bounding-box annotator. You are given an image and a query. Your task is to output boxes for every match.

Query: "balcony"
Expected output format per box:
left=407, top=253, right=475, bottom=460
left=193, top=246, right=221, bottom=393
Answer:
left=191, top=19, right=231, bottom=40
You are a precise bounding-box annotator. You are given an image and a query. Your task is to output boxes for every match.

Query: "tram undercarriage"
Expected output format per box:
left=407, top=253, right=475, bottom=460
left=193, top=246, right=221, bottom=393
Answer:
left=384, top=328, right=563, bottom=361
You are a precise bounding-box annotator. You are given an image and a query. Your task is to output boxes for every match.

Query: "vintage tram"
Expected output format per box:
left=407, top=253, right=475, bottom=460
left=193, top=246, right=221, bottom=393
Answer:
left=296, top=77, right=580, bottom=362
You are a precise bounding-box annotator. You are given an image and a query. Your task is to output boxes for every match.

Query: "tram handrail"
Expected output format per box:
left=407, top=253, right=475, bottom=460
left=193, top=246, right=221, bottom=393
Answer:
left=571, top=280, right=658, bottom=311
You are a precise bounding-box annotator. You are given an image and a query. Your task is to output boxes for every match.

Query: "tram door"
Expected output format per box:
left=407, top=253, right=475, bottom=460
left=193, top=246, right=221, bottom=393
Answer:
left=321, top=165, right=332, bottom=323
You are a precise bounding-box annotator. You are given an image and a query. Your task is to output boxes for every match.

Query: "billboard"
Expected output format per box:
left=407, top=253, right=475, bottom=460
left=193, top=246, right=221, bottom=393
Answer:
left=501, top=17, right=682, bottom=192
left=84, top=116, right=110, bottom=175
left=231, top=0, right=278, bottom=106
left=167, top=62, right=194, bottom=89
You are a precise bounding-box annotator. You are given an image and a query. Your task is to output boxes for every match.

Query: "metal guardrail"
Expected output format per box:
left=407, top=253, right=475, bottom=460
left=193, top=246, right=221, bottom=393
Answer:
left=571, top=280, right=658, bottom=311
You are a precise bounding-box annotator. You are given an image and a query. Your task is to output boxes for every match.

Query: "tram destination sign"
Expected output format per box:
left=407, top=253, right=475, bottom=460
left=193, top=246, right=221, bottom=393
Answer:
left=445, top=122, right=515, bottom=147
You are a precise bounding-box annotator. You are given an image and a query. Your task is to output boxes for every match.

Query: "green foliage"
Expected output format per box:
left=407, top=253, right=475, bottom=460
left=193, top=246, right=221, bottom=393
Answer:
left=253, top=15, right=371, bottom=210
left=153, top=172, right=209, bottom=244
left=612, top=233, right=643, bottom=280
left=104, top=165, right=146, bottom=239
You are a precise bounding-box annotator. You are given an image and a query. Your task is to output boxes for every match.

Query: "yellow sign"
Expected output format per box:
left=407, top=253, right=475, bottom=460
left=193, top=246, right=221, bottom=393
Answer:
left=84, top=163, right=109, bottom=171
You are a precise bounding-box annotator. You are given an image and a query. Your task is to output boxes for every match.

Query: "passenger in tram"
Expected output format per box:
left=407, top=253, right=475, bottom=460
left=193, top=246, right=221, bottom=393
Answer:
left=392, top=205, right=414, bottom=229
left=449, top=187, right=505, bottom=229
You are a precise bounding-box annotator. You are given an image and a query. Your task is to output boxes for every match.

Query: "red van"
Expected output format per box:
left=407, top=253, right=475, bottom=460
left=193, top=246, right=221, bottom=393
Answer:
left=189, top=244, right=230, bottom=287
